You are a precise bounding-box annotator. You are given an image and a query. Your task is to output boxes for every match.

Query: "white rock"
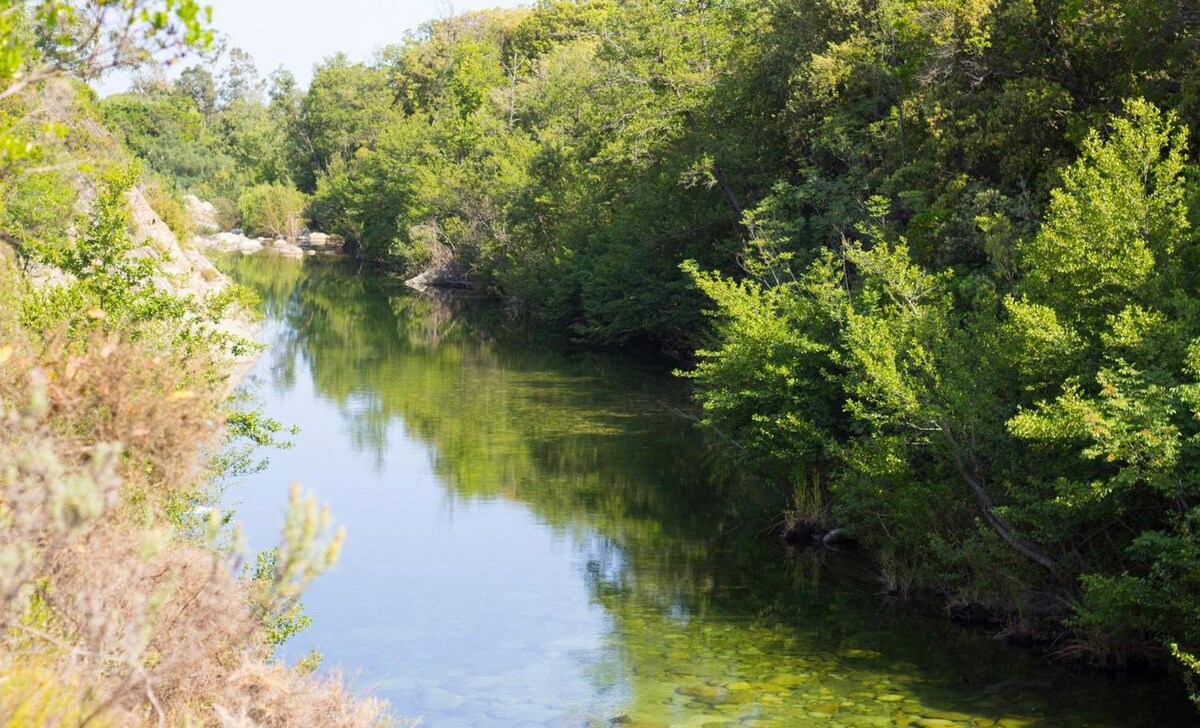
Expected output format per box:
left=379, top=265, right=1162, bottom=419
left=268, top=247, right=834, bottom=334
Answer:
left=183, top=194, right=220, bottom=234
left=265, top=240, right=304, bottom=258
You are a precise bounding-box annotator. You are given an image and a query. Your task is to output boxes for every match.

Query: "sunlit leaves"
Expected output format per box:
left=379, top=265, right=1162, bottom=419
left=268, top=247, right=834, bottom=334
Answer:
left=1019, top=99, right=1189, bottom=318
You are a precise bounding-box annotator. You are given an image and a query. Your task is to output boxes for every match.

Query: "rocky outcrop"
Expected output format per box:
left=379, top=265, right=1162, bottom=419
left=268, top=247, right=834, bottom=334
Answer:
left=184, top=194, right=221, bottom=235
left=126, top=188, right=259, bottom=390
left=405, top=262, right=473, bottom=292
left=200, top=232, right=264, bottom=254
left=128, top=187, right=228, bottom=298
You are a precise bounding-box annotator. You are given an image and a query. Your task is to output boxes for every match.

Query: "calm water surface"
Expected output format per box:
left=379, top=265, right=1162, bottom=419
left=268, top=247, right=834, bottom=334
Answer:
left=221, top=255, right=1196, bottom=728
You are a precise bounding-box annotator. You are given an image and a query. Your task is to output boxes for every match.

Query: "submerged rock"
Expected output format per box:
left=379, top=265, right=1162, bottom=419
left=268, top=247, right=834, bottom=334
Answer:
left=406, top=262, right=473, bottom=291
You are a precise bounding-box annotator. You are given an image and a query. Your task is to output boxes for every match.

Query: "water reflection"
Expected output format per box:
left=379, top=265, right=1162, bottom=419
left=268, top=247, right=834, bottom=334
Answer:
left=220, top=254, right=1196, bottom=728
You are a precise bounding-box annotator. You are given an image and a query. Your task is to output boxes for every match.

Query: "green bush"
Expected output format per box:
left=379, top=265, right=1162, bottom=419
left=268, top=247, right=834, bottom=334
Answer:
left=142, top=178, right=195, bottom=242
left=0, top=170, right=78, bottom=265
left=238, top=182, right=307, bottom=241
left=23, top=165, right=186, bottom=335
left=688, top=101, right=1200, bottom=679
left=209, top=195, right=240, bottom=230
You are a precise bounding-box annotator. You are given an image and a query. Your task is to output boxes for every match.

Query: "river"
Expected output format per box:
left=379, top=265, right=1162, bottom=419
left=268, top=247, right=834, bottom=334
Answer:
left=220, top=254, right=1196, bottom=728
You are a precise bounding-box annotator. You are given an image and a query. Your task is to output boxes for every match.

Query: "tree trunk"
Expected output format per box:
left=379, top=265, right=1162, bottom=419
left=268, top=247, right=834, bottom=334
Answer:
left=950, top=453, right=1059, bottom=574
left=682, top=110, right=753, bottom=238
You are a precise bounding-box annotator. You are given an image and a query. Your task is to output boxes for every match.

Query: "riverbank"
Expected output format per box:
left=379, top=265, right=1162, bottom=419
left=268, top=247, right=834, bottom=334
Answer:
left=0, top=81, right=390, bottom=721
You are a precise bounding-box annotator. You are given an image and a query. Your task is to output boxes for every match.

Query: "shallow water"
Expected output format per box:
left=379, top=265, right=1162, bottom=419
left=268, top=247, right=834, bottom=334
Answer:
left=222, top=255, right=1196, bottom=728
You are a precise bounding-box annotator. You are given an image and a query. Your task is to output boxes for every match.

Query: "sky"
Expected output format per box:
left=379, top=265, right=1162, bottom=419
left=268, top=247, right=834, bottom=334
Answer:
left=98, top=0, right=526, bottom=95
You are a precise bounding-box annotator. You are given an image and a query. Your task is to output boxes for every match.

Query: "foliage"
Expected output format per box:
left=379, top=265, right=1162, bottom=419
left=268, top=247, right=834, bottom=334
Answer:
left=281, top=3, right=778, bottom=347
left=0, top=169, right=77, bottom=265
left=0, top=4, right=392, bottom=723
left=248, top=1, right=1200, bottom=697
left=689, top=96, right=1200, bottom=684
left=21, top=165, right=184, bottom=333
left=101, top=49, right=297, bottom=205
left=9, top=0, right=1200, bottom=712
left=1173, top=643, right=1200, bottom=710
left=0, top=0, right=214, bottom=175
left=239, top=181, right=307, bottom=242
left=141, top=175, right=195, bottom=240
left=0, top=339, right=387, bottom=725
left=247, top=550, right=314, bottom=648
left=100, top=91, right=235, bottom=191
left=215, top=404, right=298, bottom=479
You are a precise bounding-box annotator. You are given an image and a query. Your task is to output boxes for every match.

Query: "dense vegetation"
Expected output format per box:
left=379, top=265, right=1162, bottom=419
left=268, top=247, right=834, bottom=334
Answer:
left=254, top=0, right=1197, bottom=702
left=10, top=0, right=1200, bottom=715
left=226, top=253, right=1188, bottom=726
left=0, top=3, right=384, bottom=724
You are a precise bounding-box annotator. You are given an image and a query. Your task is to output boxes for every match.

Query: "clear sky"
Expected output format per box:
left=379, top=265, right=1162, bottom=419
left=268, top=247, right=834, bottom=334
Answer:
left=98, top=0, right=526, bottom=94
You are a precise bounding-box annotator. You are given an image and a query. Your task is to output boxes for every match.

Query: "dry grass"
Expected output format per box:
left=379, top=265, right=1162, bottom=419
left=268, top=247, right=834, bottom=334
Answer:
left=0, top=328, right=392, bottom=727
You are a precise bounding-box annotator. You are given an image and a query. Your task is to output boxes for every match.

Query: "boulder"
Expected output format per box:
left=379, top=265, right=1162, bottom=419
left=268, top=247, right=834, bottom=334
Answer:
left=265, top=238, right=304, bottom=258
left=405, top=261, right=472, bottom=291
left=204, top=232, right=263, bottom=254
left=25, top=260, right=74, bottom=289
left=183, top=194, right=221, bottom=234
left=308, top=232, right=330, bottom=247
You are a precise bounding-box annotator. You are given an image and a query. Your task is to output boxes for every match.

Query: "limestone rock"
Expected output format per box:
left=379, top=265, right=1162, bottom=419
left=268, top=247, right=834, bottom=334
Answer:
left=183, top=194, right=221, bottom=234
left=266, top=238, right=304, bottom=258
left=202, top=232, right=264, bottom=254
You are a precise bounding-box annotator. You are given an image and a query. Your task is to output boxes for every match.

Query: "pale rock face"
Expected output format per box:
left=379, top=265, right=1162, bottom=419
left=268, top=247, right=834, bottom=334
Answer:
left=129, top=187, right=230, bottom=301
left=126, top=186, right=259, bottom=390
left=25, top=259, right=75, bottom=289
left=128, top=187, right=185, bottom=270
left=183, top=194, right=221, bottom=234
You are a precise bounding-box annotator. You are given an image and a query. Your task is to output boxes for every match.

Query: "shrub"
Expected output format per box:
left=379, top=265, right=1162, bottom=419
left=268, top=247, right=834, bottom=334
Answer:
left=0, top=333, right=390, bottom=726
left=22, top=165, right=189, bottom=336
left=210, top=195, right=240, bottom=230
left=0, top=170, right=78, bottom=266
left=142, top=177, right=195, bottom=242
left=239, top=182, right=307, bottom=242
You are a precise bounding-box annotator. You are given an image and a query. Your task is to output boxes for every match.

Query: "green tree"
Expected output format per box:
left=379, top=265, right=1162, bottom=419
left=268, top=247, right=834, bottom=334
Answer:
left=292, top=55, right=394, bottom=191
left=1005, top=100, right=1200, bottom=661
left=239, top=181, right=307, bottom=241
left=176, top=64, right=217, bottom=118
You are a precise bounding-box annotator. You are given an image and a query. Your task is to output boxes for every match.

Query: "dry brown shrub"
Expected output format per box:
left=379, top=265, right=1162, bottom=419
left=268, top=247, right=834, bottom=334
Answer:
left=0, top=331, right=391, bottom=727
left=44, top=525, right=256, bottom=721
left=35, top=330, right=223, bottom=504
left=12, top=518, right=391, bottom=726
left=213, top=663, right=391, bottom=728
